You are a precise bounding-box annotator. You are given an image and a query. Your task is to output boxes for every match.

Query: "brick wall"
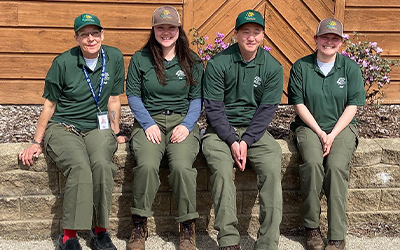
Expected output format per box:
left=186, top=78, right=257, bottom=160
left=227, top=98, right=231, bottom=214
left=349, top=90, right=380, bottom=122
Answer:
left=0, top=139, right=399, bottom=239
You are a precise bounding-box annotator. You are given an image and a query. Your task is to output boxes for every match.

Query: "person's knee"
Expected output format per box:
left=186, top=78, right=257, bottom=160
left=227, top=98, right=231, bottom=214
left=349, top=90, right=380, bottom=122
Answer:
left=211, top=165, right=234, bottom=184
left=257, top=163, right=281, bottom=182
left=325, top=158, right=349, bottom=177
left=91, top=157, right=116, bottom=175
left=134, top=158, right=161, bottom=177
left=169, top=157, right=194, bottom=173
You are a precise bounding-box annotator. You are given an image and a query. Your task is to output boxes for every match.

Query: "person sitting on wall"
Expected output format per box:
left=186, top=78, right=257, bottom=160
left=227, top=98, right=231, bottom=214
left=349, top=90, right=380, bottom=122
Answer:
left=19, top=13, right=126, bottom=250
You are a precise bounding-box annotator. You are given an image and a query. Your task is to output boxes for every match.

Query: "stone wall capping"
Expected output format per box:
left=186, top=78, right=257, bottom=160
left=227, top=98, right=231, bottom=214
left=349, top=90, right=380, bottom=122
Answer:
left=0, top=138, right=399, bottom=239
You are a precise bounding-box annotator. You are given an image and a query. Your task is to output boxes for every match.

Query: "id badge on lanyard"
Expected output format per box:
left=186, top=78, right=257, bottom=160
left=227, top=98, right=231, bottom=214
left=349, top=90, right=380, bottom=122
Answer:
left=83, top=47, right=110, bottom=130
left=97, top=111, right=110, bottom=130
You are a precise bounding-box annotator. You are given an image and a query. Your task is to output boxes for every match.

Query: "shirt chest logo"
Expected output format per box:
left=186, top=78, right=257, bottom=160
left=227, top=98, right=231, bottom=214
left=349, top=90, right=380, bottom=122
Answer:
left=104, top=72, right=110, bottom=85
left=337, top=77, right=346, bottom=88
left=254, top=76, right=262, bottom=88
left=176, top=70, right=185, bottom=79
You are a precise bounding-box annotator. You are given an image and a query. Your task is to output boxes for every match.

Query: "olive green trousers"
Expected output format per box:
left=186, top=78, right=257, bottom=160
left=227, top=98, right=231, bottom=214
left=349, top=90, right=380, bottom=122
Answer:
left=202, top=127, right=282, bottom=249
left=44, top=122, right=117, bottom=230
left=293, top=125, right=357, bottom=240
left=129, top=113, right=200, bottom=223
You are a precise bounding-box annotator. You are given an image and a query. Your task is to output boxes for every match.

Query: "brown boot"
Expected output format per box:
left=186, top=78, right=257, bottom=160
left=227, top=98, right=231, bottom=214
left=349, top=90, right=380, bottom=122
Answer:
left=305, top=227, right=325, bottom=250
left=179, top=219, right=196, bottom=250
left=127, top=215, right=148, bottom=250
left=325, top=240, right=346, bottom=250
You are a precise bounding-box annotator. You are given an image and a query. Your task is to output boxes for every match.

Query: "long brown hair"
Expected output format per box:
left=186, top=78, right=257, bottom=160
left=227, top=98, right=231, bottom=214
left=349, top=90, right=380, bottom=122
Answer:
left=143, top=26, right=200, bottom=86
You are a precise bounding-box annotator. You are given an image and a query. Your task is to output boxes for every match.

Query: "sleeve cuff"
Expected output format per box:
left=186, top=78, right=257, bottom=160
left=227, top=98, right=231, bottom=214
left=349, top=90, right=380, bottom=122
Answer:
left=225, top=134, right=239, bottom=147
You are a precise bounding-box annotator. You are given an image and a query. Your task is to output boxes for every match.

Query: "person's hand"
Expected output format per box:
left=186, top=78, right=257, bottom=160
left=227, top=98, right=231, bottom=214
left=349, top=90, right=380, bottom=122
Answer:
left=230, top=141, right=248, bottom=171
left=145, top=125, right=161, bottom=144
left=322, top=133, right=336, bottom=157
left=317, top=130, right=327, bottom=146
left=116, top=135, right=128, bottom=144
left=18, top=143, right=42, bottom=166
left=170, top=125, right=189, bottom=143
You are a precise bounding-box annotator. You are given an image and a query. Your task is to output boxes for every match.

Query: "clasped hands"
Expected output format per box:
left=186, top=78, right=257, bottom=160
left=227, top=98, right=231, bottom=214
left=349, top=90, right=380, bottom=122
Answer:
left=230, top=140, right=248, bottom=171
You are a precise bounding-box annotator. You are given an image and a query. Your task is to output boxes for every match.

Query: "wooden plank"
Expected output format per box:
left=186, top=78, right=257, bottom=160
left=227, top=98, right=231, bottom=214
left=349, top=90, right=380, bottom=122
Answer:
left=263, top=37, right=291, bottom=104
left=388, top=64, right=400, bottom=81
left=0, top=2, right=182, bottom=29
left=29, top=0, right=184, bottom=2
left=196, top=0, right=263, bottom=39
left=302, top=0, right=334, bottom=20
left=320, top=0, right=335, bottom=13
left=346, top=0, right=400, bottom=7
left=269, top=0, right=319, bottom=49
left=344, top=33, right=400, bottom=56
left=334, top=0, right=345, bottom=22
left=345, top=9, right=400, bottom=32
left=266, top=1, right=313, bottom=64
left=0, top=55, right=132, bottom=79
left=0, top=2, right=18, bottom=26
left=189, top=0, right=228, bottom=30
left=0, top=80, right=45, bottom=104
left=380, top=81, right=400, bottom=104
left=26, top=0, right=183, bottom=2
left=182, top=0, right=194, bottom=32
left=0, top=28, right=150, bottom=56
left=0, top=80, right=129, bottom=105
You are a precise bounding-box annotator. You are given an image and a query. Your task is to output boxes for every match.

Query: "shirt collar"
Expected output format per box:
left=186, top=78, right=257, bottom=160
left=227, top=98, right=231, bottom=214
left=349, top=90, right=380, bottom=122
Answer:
left=310, top=51, right=345, bottom=72
left=77, top=46, right=106, bottom=71
left=232, top=43, right=265, bottom=65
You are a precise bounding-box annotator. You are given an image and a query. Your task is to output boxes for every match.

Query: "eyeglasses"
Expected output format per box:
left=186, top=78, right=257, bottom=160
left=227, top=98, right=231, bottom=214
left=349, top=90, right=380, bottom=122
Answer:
left=77, top=30, right=102, bottom=39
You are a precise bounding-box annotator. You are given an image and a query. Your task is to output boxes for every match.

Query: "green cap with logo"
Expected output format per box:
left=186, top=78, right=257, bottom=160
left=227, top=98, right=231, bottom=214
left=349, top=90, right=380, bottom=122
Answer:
left=74, top=13, right=103, bottom=32
left=235, top=10, right=265, bottom=30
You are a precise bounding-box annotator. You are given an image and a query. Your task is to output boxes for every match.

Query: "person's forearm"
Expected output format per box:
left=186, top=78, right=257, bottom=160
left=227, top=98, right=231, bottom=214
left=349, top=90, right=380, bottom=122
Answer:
left=34, top=99, right=56, bottom=143
left=108, top=95, right=121, bottom=133
left=294, top=104, right=324, bottom=135
left=330, top=105, right=357, bottom=137
left=181, top=98, right=202, bottom=132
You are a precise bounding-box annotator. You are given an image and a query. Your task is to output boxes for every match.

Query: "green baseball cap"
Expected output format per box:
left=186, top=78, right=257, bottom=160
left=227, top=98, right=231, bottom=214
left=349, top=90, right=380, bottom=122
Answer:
left=74, top=13, right=103, bottom=32
left=235, top=10, right=265, bottom=30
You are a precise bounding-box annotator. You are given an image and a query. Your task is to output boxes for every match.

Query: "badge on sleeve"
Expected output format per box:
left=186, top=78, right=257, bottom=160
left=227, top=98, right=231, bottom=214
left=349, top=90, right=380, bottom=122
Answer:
left=97, top=112, right=110, bottom=130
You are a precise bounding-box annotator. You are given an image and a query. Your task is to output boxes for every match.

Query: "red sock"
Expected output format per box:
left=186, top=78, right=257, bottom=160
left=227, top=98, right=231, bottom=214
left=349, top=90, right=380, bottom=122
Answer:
left=63, top=229, right=77, bottom=243
left=94, top=226, right=107, bottom=235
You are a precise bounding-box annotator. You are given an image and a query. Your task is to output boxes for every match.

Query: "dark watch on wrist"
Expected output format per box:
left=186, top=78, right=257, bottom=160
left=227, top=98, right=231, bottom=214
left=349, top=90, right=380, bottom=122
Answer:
left=32, top=139, right=40, bottom=144
left=115, top=131, right=124, bottom=137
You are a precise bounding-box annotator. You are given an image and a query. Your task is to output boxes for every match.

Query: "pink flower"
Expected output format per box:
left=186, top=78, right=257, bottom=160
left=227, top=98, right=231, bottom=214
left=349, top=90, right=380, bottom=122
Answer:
left=343, top=34, right=350, bottom=40
left=263, top=46, right=272, bottom=51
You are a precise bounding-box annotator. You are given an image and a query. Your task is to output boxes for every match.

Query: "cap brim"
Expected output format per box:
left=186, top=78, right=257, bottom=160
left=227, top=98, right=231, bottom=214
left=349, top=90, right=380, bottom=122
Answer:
left=316, top=31, right=343, bottom=37
left=75, top=23, right=103, bottom=32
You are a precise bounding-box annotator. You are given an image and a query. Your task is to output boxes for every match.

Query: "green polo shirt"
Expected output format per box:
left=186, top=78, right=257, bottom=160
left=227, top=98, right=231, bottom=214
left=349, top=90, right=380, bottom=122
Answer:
left=203, top=43, right=283, bottom=126
left=43, top=45, right=125, bottom=131
left=288, top=52, right=366, bottom=132
left=126, top=48, right=203, bottom=116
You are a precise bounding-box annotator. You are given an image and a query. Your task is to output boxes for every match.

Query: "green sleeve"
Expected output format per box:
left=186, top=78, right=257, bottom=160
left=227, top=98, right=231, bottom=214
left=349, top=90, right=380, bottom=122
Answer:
left=42, top=57, right=64, bottom=102
left=203, top=58, right=225, bottom=101
left=288, top=61, right=304, bottom=105
left=111, top=50, right=125, bottom=96
left=346, top=60, right=366, bottom=106
left=189, top=60, right=204, bottom=100
left=261, top=57, right=284, bottom=105
left=126, top=53, right=142, bottom=97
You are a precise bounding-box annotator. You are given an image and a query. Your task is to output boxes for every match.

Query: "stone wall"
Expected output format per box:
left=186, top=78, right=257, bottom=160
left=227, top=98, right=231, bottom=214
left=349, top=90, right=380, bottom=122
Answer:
left=0, top=139, right=399, bottom=240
